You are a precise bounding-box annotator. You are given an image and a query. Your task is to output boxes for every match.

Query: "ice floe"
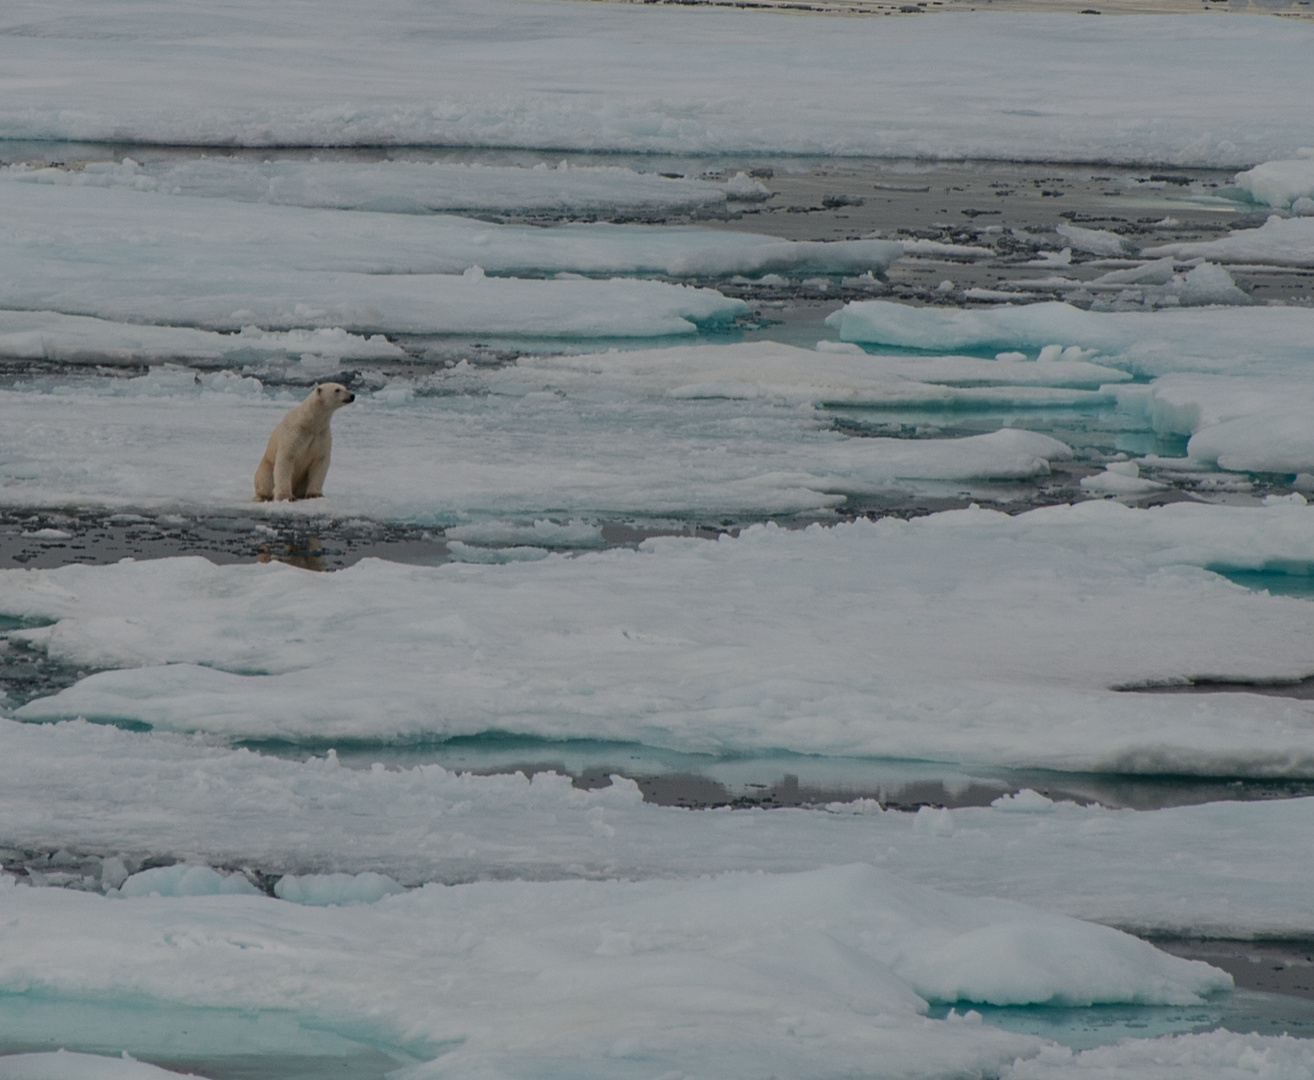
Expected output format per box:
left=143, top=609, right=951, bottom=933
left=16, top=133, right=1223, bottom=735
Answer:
left=1233, top=150, right=1314, bottom=210
left=0, top=864, right=1231, bottom=1078
left=0, top=1052, right=204, bottom=1080
left=3, top=181, right=897, bottom=294
left=2, top=718, right=1312, bottom=937
left=9, top=506, right=1314, bottom=773
left=0, top=361, right=1077, bottom=519
left=1002, top=1031, right=1314, bottom=1080
left=0, top=158, right=746, bottom=217
left=1, top=2, right=1311, bottom=165
left=827, top=300, right=1314, bottom=377
left=0, top=312, right=406, bottom=366
left=1145, top=215, right=1314, bottom=268
left=1115, top=374, right=1314, bottom=475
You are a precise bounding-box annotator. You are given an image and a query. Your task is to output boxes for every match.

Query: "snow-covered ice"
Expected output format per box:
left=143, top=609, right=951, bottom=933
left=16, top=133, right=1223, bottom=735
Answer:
left=9, top=505, right=1314, bottom=774
left=0, top=184, right=894, bottom=337
left=0, top=1052, right=204, bottom=1080
left=1145, top=215, right=1314, bottom=268
left=1233, top=150, right=1314, bottom=211
left=0, top=864, right=1233, bottom=1078
left=1, top=1, right=1312, bottom=165
left=1, top=158, right=752, bottom=217
left=0, top=312, right=406, bottom=366
left=827, top=300, right=1314, bottom=377
left=1002, top=1031, right=1314, bottom=1080
left=0, top=357, right=1079, bottom=519
left=2, top=718, right=1313, bottom=937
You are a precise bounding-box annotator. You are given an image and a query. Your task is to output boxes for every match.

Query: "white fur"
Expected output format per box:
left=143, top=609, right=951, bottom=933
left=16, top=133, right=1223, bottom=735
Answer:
left=253, top=383, right=355, bottom=501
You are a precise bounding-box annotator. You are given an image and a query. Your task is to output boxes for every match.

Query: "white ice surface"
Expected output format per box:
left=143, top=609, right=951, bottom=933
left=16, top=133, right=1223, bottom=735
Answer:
left=1, top=2, right=1311, bottom=165
left=0, top=864, right=1233, bottom=1079
left=0, top=1052, right=202, bottom=1080
left=0, top=312, right=406, bottom=366
left=0, top=184, right=893, bottom=335
left=1233, top=150, right=1314, bottom=210
left=0, top=354, right=1077, bottom=519
left=827, top=300, right=1314, bottom=377
left=1, top=158, right=744, bottom=217
left=9, top=505, right=1314, bottom=774
left=1145, top=215, right=1314, bottom=268
left=1002, top=1031, right=1314, bottom=1080
left=1113, top=374, right=1314, bottom=475
left=2, top=719, right=1313, bottom=937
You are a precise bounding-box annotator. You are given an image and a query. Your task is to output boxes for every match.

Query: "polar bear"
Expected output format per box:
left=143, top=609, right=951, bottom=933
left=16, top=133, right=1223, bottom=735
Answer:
left=254, top=382, right=355, bottom=501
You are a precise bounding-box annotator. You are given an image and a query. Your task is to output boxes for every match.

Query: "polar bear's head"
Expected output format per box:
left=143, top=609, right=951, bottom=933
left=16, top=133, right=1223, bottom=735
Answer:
left=312, top=383, right=356, bottom=410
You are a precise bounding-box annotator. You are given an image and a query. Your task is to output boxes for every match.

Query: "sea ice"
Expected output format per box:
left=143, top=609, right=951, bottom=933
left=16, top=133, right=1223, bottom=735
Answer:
left=9, top=506, right=1314, bottom=774
left=1232, top=150, right=1314, bottom=210
left=1114, top=374, right=1314, bottom=475
left=1, top=158, right=744, bottom=217
left=1144, top=214, right=1314, bottom=268
left=826, top=300, right=1314, bottom=377
left=1, top=2, right=1311, bottom=165
left=0, top=365, right=1077, bottom=519
left=273, top=872, right=404, bottom=906
left=0, top=864, right=1230, bottom=1078
left=0, top=1051, right=203, bottom=1080
left=1, top=184, right=898, bottom=322
left=1055, top=224, right=1137, bottom=258
left=2, top=719, right=1311, bottom=937
left=116, top=865, right=260, bottom=899
left=0, top=312, right=405, bottom=366
left=1003, top=1030, right=1314, bottom=1080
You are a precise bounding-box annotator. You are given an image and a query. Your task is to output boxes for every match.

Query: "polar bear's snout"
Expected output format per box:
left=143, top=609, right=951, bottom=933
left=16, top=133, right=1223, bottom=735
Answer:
left=253, top=381, right=354, bottom=502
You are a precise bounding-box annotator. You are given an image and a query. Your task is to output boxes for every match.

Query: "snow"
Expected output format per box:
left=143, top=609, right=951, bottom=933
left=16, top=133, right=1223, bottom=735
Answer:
left=3, top=718, right=1312, bottom=938
left=827, top=300, right=1314, bottom=377
left=1003, top=1031, right=1314, bottom=1080
left=2, top=184, right=899, bottom=319
left=1144, top=215, right=1314, bottom=268
left=0, top=311, right=406, bottom=366
left=0, top=1052, right=203, bottom=1080
left=0, top=863, right=1234, bottom=1079
left=1233, top=150, right=1314, bottom=210
left=1, top=2, right=1311, bottom=166
left=9, top=505, right=1314, bottom=774
left=1, top=158, right=743, bottom=217
left=0, top=358, right=1079, bottom=519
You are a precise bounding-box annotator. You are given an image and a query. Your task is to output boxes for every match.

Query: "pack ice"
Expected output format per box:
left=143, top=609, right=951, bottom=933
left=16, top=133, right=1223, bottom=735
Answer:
left=1233, top=150, right=1314, bottom=212
left=1, top=0, right=1312, bottom=165
left=9, top=504, right=1314, bottom=774
left=826, top=299, right=1314, bottom=377
left=0, top=864, right=1236, bottom=1080
left=1, top=158, right=760, bottom=217
left=3, top=719, right=1313, bottom=938
left=0, top=183, right=899, bottom=337
left=0, top=349, right=1079, bottom=518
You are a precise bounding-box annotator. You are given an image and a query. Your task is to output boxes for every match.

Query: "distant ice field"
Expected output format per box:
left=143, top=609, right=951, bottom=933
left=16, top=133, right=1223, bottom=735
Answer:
left=1, top=1, right=1312, bottom=165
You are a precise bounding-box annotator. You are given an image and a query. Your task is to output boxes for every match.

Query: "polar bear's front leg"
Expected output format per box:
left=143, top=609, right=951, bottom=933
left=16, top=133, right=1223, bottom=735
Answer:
left=302, top=450, right=331, bottom=498
left=273, top=452, right=297, bottom=501
left=253, top=453, right=275, bottom=501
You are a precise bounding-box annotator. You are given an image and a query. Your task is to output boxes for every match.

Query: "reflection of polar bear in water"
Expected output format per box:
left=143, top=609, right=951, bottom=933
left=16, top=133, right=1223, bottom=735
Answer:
left=254, top=383, right=355, bottom=501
